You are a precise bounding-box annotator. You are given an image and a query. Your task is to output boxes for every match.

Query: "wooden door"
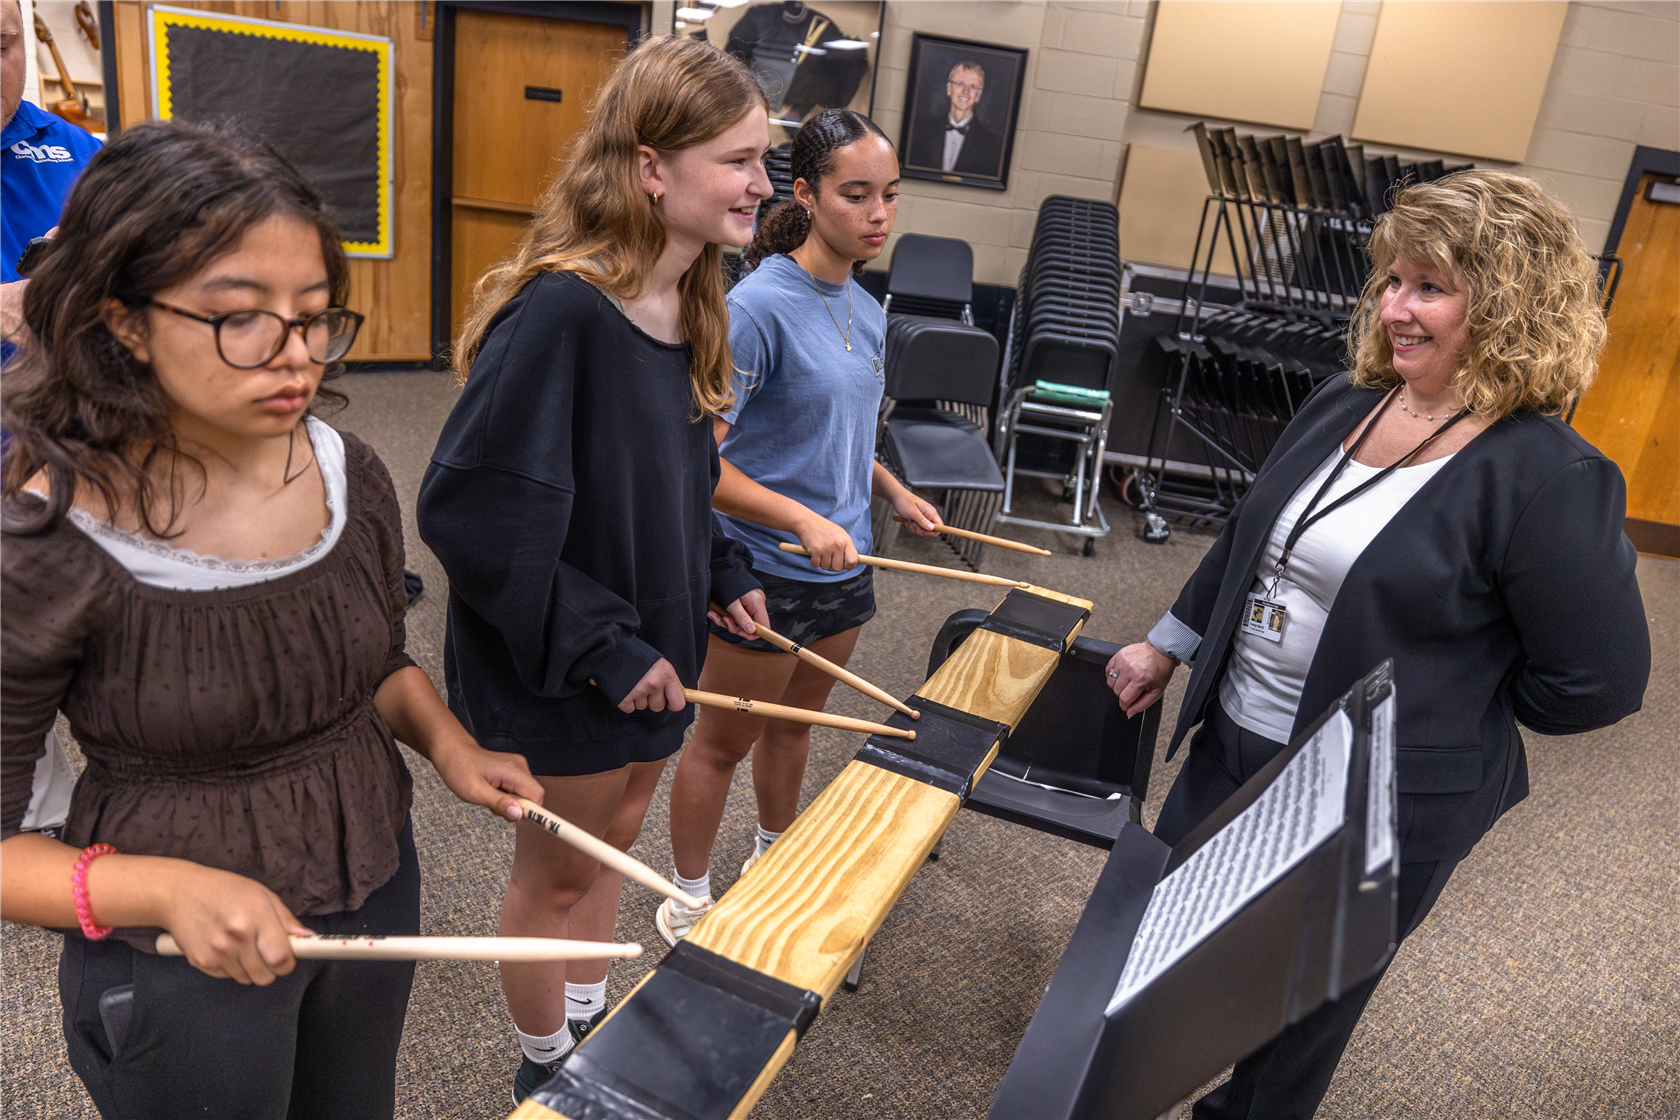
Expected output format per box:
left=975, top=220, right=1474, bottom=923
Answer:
left=450, top=10, right=624, bottom=339
left=1571, top=172, right=1680, bottom=557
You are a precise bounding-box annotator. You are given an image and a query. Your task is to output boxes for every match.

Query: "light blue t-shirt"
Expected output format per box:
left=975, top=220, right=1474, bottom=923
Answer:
left=719, top=253, right=887, bottom=582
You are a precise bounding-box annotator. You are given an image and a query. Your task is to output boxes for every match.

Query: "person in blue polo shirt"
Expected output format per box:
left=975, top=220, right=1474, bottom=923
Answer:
left=2, top=0, right=102, bottom=352
left=1, top=0, right=99, bottom=839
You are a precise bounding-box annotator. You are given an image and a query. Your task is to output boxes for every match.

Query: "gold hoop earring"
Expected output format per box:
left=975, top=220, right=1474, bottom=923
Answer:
left=805, top=209, right=813, bottom=220
left=652, top=192, right=662, bottom=205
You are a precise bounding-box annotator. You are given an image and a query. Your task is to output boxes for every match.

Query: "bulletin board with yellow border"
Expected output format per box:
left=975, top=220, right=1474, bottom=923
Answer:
left=147, top=5, right=394, bottom=258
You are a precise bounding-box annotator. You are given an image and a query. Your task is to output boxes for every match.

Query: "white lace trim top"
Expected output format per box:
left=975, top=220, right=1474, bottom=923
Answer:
left=61, top=418, right=347, bottom=591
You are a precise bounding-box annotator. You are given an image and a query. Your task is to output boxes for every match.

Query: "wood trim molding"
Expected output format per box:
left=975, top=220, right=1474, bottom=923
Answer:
left=1624, top=518, right=1680, bottom=560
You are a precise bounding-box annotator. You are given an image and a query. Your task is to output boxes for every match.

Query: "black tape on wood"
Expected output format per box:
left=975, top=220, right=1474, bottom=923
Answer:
left=855, top=698, right=1008, bottom=797
left=529, top=942, right=821, bottom=1120
left=979, top=588, right=1091, bottom=652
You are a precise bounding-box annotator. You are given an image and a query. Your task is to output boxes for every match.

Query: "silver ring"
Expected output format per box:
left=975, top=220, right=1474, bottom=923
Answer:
left=1107, top=668, right=1118, bottom=678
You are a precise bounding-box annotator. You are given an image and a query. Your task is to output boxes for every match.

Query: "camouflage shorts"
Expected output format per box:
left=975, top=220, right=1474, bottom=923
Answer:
left=709, top=566, right=876, bottom=653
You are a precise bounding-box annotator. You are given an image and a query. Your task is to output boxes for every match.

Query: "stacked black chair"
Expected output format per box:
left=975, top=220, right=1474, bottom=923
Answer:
left=872, top=235, right=1002, bottom=569
left=995, top=196, right=1121, bottom=555
left=881, top=233, right=975, bottom=323
left=764, top=142, right=796, bottom=210
left=875, top=316, right=1004, bottom=570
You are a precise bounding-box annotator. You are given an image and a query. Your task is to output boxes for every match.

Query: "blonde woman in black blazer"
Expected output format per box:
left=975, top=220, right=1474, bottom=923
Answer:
left=1107, top=171, right=1649, bottom=1120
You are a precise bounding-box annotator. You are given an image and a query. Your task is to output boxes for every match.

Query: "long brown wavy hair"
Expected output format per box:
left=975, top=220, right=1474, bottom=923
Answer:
left=1347, top=170, right=1607, bottom=418
left=452, top=36, right=766, bottom=415
left=1, top=120, right=351, bottom=536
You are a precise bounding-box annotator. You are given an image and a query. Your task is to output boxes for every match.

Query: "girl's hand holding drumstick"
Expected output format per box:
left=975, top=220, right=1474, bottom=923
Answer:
left=706, top=588, right=769, bottom=640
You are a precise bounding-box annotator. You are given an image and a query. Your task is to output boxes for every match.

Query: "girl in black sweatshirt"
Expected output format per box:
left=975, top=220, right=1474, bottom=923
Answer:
left=417, top=37, right=771, bottom=1103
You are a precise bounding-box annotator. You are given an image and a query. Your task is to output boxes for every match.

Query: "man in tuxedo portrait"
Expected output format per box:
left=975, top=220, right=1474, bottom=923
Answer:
left=908, top=58, right=1005, bottom=178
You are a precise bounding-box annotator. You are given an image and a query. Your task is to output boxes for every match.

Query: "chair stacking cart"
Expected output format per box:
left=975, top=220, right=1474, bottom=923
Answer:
left=995, top=196, right=1122, bottom=556
left=1134, top=124, right=1474, bottom=541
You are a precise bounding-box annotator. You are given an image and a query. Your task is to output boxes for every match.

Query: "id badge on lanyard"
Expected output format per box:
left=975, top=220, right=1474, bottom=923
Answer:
left=1241, top=592, right=1287, bottom=642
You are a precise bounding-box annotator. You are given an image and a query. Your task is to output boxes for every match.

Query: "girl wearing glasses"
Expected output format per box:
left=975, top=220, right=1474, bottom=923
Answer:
left=0, top=120, right=542, bottom=1119
left=416, top=37, right=771, bottom=1102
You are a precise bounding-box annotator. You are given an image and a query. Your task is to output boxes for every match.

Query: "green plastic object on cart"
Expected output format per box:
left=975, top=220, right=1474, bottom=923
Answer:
left=1030, top=380, right=1111, bottom=407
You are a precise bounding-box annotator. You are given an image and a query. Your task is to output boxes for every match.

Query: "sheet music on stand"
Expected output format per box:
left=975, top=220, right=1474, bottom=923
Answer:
left=1106, top=712, right=1353, bottom=1015
left=988, top=660, right=1401, bottom=1120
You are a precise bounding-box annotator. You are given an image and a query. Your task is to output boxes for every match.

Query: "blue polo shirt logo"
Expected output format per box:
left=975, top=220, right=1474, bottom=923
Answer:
left=9, top=140, right=76, bottom=163
left=2, top=100, right=102, bottom=363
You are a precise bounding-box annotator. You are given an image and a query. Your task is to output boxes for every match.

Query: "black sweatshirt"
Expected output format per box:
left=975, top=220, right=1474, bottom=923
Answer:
left=417, top=271, right=759, bottom=763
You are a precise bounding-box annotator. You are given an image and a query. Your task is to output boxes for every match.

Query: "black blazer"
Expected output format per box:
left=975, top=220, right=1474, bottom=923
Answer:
left=1166, top=376, right=1649, bottom=863
left=907, top=114, right=1005, bottom=178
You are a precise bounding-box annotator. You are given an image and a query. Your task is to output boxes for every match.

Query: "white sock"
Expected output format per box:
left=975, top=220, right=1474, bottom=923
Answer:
left=673, top=869, right=710, bottom=907
left=517, top=1023, right=573, bottom=1066
left=565, top=980, right=607, bottom=1021
left=755, top=826, right=782, bottom=858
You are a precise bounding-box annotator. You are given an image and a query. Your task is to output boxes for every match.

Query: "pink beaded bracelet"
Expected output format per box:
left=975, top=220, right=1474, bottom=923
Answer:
left=71, top=843, right=118, bottom=941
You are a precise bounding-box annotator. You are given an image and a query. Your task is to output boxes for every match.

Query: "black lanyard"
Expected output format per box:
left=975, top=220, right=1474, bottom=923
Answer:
left=1271, top=387, right=1468, bottom=588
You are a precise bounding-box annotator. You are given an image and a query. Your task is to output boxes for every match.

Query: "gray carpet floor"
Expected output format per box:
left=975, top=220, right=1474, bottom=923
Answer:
left=3, top=370, right=1674, bottom=1119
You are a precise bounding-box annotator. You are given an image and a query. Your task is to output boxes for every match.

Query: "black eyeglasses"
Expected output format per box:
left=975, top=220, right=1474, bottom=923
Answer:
left=151, top=300, right=365, bottom=369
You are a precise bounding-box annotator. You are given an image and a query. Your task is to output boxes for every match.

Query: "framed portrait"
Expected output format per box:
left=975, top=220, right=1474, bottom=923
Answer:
left=672, top=1, right=886, bottom=148
left=899, top=33, right=1025, bottom=190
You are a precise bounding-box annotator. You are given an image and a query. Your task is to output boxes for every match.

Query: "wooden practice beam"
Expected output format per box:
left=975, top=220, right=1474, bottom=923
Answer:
left=510, top=585, right=1093, bottom=1120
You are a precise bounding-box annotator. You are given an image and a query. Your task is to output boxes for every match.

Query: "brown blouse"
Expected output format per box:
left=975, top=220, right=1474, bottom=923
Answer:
left=1, top=431, right=416, bottom=917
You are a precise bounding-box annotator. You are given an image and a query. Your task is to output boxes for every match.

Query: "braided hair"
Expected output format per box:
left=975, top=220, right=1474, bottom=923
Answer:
left=744, top=109, right=893, bottom=278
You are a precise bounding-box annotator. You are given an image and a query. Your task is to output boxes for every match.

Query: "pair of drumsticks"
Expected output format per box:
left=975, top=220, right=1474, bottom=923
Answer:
left=156, top=522, right=1049, bottom=963
left=154, top=799, right=684, bottom=963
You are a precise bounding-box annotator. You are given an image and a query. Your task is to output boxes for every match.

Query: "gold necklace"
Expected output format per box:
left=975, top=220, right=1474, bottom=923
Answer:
left=797, top=262, right=853, bottom=352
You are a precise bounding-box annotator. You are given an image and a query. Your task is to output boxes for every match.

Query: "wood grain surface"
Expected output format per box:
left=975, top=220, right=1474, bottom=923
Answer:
left=917, top=628, right=1077, bottom=729
left=1570, top=171, right=1680, bottom=533
left=686, top=764, right=962, bottom=993
left=522, top=586, right=1087, bottom=1120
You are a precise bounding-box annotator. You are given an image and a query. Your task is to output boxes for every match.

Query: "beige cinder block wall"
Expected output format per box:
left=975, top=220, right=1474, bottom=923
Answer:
left=668, top=1, right=1677, bottom=283
left=871, top=1, right=1153, bottom=286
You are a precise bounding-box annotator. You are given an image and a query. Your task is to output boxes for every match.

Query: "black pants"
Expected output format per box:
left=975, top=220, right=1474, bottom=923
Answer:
left=1156, top=703, right=1460, bottom=1120
left=60, top=820, right=422, bottom=1120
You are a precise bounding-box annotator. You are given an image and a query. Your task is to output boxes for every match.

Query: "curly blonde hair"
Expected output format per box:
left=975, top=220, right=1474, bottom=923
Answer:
left=452, top=37, right=766, bottom=415
left=1347, top=170, right=1606, bottom=418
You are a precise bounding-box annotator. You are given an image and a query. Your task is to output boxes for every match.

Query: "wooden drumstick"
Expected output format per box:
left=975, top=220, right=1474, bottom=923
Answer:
left=517, top=798, right=708, bottom=910
left=155, top=933, right=641, bottom=963
left=777, top=543, right=1029, bottom=588
left=893, top=515, right=1053, bottom=556
left=708, top=602, right=918, bottom=720
left=683, top=689, right=916, bottom=741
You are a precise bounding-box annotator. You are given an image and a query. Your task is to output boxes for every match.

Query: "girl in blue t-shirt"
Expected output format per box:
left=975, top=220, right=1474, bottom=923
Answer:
left=659, top=110, right=943, bottom=943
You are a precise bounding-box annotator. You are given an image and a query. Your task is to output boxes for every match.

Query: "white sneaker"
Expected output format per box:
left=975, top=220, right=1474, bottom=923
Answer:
left=740, top=849, right=761, bottom=877
left=655, top=894, right=712, bottom=946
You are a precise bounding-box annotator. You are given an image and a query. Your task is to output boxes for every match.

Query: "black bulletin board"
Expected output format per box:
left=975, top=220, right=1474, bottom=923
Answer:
left=149, top=5, right=394, bottom=257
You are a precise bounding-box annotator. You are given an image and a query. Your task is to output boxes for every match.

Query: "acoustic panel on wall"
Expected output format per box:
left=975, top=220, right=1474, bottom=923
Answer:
left=1138, top=1, right=1341, bottom=131
left=1118, top=144, right=1237, bottom=275
left=1352, top=1, right=1567, bottom=162
left=148, top=4, right=393, bottom=257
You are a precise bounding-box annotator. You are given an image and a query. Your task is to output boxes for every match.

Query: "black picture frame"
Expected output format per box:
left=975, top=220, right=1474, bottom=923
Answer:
left=899, top=33, right=1025, bottom=190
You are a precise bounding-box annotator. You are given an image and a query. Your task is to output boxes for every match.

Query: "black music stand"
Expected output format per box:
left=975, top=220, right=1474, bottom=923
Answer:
left=989, top=661, right=1400, bottom=1120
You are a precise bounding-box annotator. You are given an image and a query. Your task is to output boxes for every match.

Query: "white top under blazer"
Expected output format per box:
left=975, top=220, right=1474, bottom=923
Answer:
left=1219, top=446, right=1454, bottom=743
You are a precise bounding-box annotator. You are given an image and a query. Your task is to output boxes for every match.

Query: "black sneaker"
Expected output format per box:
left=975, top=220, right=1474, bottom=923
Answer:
left=568, top=1007, right=607, bottom=1046
left=512, top=1054, right=565, bottom=1106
